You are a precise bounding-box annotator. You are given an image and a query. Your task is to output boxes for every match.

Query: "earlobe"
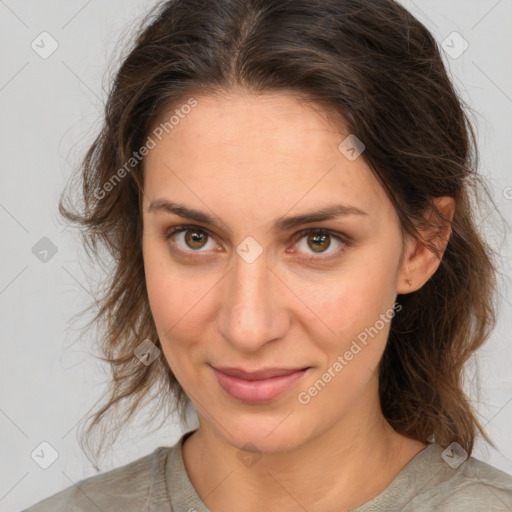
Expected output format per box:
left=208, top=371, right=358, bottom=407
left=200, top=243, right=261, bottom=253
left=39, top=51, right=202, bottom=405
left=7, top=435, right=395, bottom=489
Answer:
left=396, top=196, right=455, bottom=295
left=397, top=238, right=443, bottom=294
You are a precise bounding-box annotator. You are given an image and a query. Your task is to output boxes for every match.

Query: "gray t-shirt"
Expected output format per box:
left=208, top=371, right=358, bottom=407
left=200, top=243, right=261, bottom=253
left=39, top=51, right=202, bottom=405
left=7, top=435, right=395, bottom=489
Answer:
left=22, top=430, right=512, bottom=511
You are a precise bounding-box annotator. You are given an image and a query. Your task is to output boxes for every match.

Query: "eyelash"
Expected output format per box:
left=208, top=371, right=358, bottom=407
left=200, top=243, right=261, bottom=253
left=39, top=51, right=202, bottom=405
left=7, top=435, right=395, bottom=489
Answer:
left=162, top=224, right=352, bottom=261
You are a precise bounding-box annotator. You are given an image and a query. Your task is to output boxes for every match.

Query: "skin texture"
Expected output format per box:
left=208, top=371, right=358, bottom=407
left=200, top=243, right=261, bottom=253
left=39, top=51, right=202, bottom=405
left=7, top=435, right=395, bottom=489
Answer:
left=141, top=90, right=455, bottom=511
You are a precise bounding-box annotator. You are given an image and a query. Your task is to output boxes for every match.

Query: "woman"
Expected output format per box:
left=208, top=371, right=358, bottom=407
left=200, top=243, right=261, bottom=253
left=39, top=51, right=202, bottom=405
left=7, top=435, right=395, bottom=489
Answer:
left=24, top=0, right=512, bottom=510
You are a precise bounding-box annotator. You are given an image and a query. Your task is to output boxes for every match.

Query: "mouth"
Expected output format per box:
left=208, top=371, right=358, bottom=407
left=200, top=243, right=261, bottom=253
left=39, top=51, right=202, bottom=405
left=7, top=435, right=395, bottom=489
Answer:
left=210, top=364, right=311, bottom=404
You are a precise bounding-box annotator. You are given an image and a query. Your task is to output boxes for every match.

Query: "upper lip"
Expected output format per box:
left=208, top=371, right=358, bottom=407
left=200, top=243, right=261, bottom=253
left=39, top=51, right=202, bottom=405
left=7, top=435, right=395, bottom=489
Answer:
left=211, top=365, right=309, bottom=380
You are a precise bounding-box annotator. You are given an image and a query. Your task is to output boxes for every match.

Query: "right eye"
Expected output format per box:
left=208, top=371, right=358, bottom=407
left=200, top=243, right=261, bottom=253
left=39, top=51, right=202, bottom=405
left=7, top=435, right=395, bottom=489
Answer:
left=163, top=225, right=219, bottom=253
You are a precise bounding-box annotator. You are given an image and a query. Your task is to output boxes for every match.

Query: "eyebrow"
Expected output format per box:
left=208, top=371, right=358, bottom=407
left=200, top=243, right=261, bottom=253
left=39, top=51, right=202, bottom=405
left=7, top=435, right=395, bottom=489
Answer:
left=147, top=199, right=368, bottom=233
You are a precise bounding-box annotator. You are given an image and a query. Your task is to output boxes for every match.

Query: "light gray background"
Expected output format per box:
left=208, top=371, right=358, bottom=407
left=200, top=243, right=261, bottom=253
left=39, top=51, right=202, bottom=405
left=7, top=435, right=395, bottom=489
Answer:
left=1, top=1, right=511, bottom=511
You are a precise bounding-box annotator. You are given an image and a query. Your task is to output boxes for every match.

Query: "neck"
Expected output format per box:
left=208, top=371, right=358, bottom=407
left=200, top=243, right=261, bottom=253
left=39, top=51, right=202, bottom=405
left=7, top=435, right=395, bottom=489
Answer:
left=182, top=403, right=425, bottom=511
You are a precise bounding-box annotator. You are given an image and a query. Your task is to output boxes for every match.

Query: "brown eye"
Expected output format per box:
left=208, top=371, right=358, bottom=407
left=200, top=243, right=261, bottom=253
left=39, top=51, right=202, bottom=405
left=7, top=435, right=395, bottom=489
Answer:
left=164, top=226, right=217, bottom=252
left=293, top=228, right=348, bottom=259
left=163, top=225, right=350, bottom=260
left=184, top=229, right=209, bottom=250
left=306, top=232, right=331, bottom=253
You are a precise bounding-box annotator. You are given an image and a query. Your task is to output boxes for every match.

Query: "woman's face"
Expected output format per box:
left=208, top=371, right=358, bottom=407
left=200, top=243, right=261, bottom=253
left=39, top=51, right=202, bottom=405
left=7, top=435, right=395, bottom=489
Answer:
left=142, top=90, right=410, bottom=452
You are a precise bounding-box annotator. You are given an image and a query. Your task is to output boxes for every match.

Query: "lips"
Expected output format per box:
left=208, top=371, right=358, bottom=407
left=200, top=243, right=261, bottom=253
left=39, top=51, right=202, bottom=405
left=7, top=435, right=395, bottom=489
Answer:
left=211, top=365, right=309, bottom=380
left=210, top=364, right=310, bottom=404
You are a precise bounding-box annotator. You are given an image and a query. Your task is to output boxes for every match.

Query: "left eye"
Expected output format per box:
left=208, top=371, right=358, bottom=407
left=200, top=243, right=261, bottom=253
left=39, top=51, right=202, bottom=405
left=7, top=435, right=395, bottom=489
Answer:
left=163, top=225, right=349, bottom=258
left=293, top=228, right=347, bottom=257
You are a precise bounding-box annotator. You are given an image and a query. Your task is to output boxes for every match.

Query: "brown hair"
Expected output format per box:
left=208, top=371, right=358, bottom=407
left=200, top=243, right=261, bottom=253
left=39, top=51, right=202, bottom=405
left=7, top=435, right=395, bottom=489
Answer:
left=60, top=0, right=504, bottom=468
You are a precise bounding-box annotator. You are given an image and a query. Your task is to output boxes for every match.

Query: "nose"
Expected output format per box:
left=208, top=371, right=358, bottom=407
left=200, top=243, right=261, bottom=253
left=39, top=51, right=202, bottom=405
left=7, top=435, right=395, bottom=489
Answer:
left=216, top=250, right=290, bottom=352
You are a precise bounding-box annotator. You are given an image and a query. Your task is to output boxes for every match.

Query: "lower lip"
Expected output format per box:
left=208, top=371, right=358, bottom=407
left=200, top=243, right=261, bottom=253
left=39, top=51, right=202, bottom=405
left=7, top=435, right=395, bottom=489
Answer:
left=211, top=366, right=309, bottom=404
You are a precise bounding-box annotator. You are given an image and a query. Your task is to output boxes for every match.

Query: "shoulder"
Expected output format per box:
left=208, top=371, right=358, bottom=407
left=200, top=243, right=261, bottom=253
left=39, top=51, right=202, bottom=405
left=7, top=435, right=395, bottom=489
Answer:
left=21, top=446, right=171, bottom=512
left=443, top=455, right=512, bottom=509
left=410, top=447, right=512, bottom=511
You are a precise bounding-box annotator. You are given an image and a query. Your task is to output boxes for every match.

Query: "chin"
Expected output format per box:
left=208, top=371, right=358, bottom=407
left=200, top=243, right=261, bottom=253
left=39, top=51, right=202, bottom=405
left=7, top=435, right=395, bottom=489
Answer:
left=217, top=412, right=312, bottom=455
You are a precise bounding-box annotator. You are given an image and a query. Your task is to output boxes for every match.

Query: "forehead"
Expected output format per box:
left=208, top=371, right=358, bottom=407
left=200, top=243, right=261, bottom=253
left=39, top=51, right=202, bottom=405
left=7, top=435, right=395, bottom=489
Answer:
left=142, top=91, right=391, bottom=226
left=148, top=90, right=350, bottom=166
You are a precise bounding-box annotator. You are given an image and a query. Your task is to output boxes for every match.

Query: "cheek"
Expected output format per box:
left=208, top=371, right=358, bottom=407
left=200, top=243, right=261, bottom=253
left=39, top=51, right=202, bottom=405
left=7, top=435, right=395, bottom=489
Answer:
left=143, top=264, right=200, bottom=386
left=298, top=265, right=397, bottom=352
left=296, top=275, right=397, bottom=418
left=142, top=243, right=216, bottom=376
left=145, top=270, right=205, bottom=352
left=143, top=242, right=187, bottom=353
left=143, top=236, right=199, bottom=327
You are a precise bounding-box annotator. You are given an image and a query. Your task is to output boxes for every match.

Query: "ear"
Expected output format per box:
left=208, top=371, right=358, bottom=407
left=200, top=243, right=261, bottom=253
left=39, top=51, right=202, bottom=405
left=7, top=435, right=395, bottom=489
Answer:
left=396, top=196, right=455, bottom=294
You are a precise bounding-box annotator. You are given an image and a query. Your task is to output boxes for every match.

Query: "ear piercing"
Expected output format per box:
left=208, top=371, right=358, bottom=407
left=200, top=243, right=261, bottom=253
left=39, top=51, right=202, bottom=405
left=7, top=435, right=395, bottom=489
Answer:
left=406, top=279, right=412, bottom=285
